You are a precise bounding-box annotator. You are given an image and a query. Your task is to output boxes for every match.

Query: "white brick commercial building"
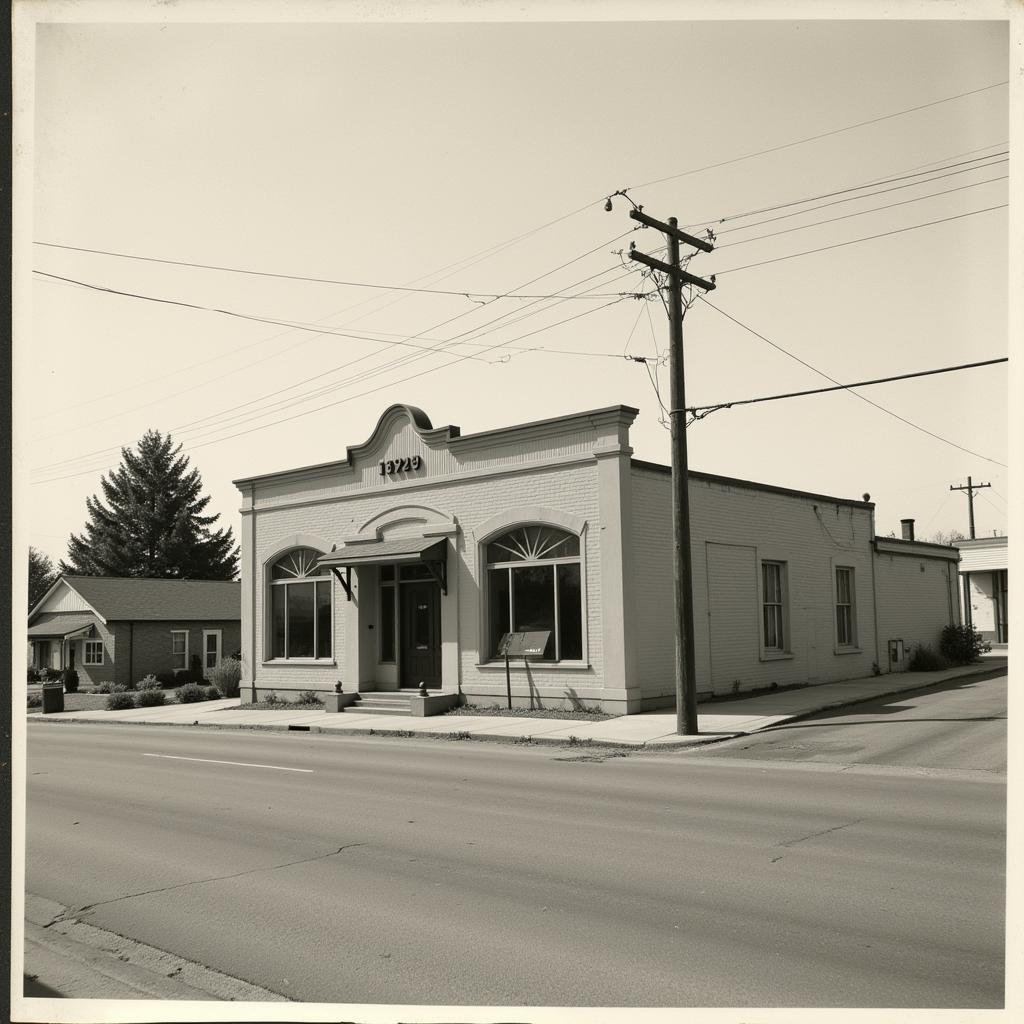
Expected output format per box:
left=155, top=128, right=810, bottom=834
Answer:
left=234, top=404, right=959, bottom=713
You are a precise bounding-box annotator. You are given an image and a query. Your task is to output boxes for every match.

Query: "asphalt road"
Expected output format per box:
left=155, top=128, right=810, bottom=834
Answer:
left=696, top=672, right=1007, bottom=772
left=24, top=684, right=1005, bottom=1008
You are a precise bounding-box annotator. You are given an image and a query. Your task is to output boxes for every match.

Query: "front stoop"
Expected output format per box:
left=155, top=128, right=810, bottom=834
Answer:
left=332, top=690, right=460, bottom=717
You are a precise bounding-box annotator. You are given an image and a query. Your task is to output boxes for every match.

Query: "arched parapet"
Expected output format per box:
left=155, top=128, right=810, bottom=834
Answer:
left=351, top=504, right=458, bottom=543
left=345, top=404, right=461, bottom=466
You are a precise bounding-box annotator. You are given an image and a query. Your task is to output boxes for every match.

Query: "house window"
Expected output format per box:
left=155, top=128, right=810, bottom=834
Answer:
left=485, top=525, right=583, bottom=661
left=84, top=640, right=103, bottom=666
left=761, top=561, right=787, bottom=651
left=269, top=547, right=332, bottom=660
left=171, top=630, right=188, bottom=671
left=835, top=567, right=856, bottom=646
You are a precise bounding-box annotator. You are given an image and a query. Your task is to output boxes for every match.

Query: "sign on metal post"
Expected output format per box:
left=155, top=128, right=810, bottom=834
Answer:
left=497, top=631, right=552, bottom=709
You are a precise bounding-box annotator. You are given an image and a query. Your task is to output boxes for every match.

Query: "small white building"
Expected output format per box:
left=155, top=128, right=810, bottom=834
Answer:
left=956, top=535, right=1009, bottom=651
left=233, top=404, right=960, bottom=713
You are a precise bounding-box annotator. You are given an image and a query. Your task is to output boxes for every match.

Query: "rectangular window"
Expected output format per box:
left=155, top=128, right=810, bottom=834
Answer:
left=171, top=630, right=188, bottom=671
left=316, top=580, right=332, bottom=659
left=488, top=568, right=511, bottom=659
left=556, top=563, right=583, bottom=660
left=762, top=561, right=786, bottom=651
left=84, top=640, right=103, bottom=666
left=271, top=587, right=287, bottom=659
left=836, top=567, right=855, bottom=646
left=380, top=578, right=396, bottom=663
left=287, top=582, right=316, bottom=658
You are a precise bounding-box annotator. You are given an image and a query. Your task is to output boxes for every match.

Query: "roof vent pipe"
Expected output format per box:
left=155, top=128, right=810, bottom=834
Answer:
left=901, top=518, right=915, bottom=541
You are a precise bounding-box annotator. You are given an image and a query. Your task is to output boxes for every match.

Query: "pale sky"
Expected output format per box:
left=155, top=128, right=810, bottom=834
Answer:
left=15, top=3, right=1018, bottom=572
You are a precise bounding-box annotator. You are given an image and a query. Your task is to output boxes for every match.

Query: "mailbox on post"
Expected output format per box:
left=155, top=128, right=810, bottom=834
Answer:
left=497, top=630, right=552, bottom=709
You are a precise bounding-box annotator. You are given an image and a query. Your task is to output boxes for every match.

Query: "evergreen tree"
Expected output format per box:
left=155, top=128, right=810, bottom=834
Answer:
left=61, top=431, right=238, bottom=579
left=28, top=547, right=58, bottom=609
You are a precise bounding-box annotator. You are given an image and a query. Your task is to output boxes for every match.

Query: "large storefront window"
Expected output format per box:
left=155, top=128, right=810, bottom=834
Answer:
left=485, top=525, right=583, bottom=661
left=269, top=548, right=332, bottom=660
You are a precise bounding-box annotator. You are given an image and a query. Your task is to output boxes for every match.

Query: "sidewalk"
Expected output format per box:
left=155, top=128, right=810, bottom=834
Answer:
left=30, top=658, right=1005, bottom=749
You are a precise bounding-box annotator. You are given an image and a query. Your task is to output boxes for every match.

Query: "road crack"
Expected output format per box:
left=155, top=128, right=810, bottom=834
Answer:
left=61, top=843, right=366, bottom=920
left=776, top=818, right=863, bottom=848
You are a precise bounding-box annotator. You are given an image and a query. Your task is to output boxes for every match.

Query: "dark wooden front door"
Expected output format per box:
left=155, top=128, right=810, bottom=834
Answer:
left=400, top=581, right=441, bottom=689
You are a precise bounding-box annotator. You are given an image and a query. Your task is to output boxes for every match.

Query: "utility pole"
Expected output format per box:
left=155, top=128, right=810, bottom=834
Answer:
left=950, top=476, right=990, bottom=539
left=624, top=206, right=715, bottom=735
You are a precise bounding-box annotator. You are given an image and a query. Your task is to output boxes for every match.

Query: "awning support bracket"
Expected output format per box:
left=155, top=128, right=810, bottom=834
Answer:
left=425, top=558, right=447, bottom=596
left=331, top=566, right=353, bottom=601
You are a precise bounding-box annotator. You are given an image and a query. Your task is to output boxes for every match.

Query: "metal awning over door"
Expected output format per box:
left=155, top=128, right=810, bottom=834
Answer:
left=316, top=537, right=448, bottom=598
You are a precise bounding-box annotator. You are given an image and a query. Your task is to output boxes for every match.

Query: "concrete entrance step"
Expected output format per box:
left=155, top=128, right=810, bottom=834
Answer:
left=349, top=692, right=419, bottom=716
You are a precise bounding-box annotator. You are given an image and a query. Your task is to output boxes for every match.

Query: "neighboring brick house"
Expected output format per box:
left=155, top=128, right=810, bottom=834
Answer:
left=28, top=576, right=241, bottom=688
left=233, top=403, right=960, bottom=714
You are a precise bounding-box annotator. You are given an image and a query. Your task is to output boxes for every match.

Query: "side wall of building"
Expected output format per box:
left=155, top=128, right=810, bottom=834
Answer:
left=630, top=466, right=879, bottom=705
left=873, top=543, right=960, bottom=657
left=110, top=620, right=242, bottom=685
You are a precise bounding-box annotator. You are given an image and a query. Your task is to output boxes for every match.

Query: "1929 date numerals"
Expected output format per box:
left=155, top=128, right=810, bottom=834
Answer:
left=379, top=455, right=422, bottom=476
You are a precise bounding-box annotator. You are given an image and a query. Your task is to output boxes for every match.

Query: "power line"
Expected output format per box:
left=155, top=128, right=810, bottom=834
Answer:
left=698, top=152, right=1007, bottom=229
left=711, top=158, right=1007, bottom=239
left=31, top=296, right=631, bottom=485
left=630, top=80, right=1007, bottom=191
left=712, top=204, right=1007, bottom=276
left=714, top=173, right=1007, bottom=251
left=698, top=299, right=1007, bottom=468
left=687, top=357, right=1008, bottom=414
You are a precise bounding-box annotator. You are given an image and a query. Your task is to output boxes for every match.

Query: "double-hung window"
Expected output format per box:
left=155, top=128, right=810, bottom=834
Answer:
left=835, top=567, right=856, bottom=647
left=761, top=561, right=786, bottom=652
left=84, top=640, right=103, bottom=666
left=269, top=548, right=333, bottom=660
left=171, top=630, right=188, bottom=671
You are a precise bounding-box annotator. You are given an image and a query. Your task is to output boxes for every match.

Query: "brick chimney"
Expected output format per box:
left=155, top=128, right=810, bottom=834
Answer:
left=900, top=518, right=915, bottom=541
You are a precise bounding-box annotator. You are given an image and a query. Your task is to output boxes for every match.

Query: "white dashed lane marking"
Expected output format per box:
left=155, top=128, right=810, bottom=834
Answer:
left=143, top=753, right=313, bottom=773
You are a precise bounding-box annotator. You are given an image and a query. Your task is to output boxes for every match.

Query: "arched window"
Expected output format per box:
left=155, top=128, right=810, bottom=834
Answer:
left=485, top=525, right=583, bottom=661
left=268, top=548, right=332, bottom=660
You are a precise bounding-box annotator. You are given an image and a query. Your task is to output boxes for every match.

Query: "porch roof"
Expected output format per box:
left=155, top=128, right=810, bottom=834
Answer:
left=28, top=612, right=97, bottom=640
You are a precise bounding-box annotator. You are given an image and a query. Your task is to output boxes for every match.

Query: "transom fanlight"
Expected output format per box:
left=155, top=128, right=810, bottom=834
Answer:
left=271, top=547, right=327, bottom=580
left=486, top=526, right=579, bottom=564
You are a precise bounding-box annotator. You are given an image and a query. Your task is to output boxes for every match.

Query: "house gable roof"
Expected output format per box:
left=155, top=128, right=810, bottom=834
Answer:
left=31, top=577, right=241, bottom=623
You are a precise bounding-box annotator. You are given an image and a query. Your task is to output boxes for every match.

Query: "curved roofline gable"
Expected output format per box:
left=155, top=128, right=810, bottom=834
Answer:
left=344, top=404, right=461, bottom=464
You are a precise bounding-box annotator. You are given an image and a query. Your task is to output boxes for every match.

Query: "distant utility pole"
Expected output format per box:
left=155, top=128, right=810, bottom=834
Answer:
left=950, top=476, right=990, bottom=539
left=620, top=203, right=715, bottom=736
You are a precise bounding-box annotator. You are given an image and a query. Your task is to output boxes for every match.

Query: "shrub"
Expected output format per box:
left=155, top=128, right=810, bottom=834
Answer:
left=135, top=689, right=166, bottom=707
left=136, top=675, right=162, bottom=691
left=27, top=693, right=42, bottom=709
left=208, top=658, right=241, bottom=699
left=61, top=668, right=80, bottom=694
left=939, top=624, right=991, bottom=665
left=109, top=682, right=130, bottom=693
left=42, top=667, right=62, bottom=682
left=176, top=682, right=209, bottom=703
left=106, top=691, right=135, bottom=710
left=908, top=644, right=948, bottom=672
left=174, top=669, right=193, bottom=687
left=262, top=689, right=279, bottom=706
left=204, top=685, right=221, bottom=700
left=156, top=671, right=178, bottom=687
left=94, top=680, right=115, bottom=693
left=27, top=667, right=40, bottom=683
left=297, top=690, right=323, bottom=706
left=191, top=653, right=205, bottom=684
